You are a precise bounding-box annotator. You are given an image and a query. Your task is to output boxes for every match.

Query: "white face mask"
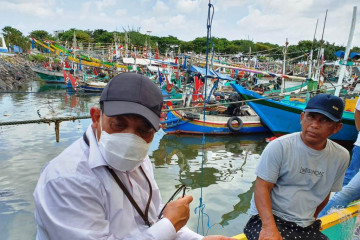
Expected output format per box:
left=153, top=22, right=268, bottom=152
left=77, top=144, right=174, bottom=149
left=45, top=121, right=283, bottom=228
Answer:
left=97, top=113, right=151, bottom=172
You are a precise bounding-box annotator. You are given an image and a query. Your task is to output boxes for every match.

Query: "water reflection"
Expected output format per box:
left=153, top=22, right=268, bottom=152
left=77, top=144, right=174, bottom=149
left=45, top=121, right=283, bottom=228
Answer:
left=150, top=133, right=271, bottom=235
left=153, top=134, right=269, bottom=188
left=219, top=181, right=255, bottom=226
left=38, top=83, right=68, bottom=92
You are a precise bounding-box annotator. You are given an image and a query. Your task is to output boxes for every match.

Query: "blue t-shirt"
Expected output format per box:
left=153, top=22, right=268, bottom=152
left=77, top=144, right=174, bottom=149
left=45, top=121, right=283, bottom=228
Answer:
left=248, top=132, right=349, bottom=227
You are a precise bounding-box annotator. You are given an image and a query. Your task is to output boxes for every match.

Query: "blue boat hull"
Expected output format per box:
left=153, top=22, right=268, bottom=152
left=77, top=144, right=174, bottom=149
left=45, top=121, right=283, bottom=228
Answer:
left=77, top=85, right=104, bottom=92
left=231, top=83, right=357, bottom=142
left=162, top=111, right=269, bottom=135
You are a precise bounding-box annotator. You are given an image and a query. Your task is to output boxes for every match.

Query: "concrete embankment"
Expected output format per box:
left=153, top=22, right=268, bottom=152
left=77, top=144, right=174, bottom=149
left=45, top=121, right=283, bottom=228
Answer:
left=0, top=54, right=40, bottom=91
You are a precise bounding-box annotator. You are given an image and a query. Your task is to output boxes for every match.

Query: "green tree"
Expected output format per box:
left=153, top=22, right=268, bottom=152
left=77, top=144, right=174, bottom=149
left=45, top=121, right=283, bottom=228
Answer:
left=59, top=29, right=92, bottom=43
left=2, top=26, right=29, bottom=50
left=179, top=41, right=194, bottom=53
left=93, top=29, right=113, bottom=43
left=224, top=44, right=241, bottom=54
left=192, top=37, right=207, bottom=53
left=29, top=30, right=53, bottom=41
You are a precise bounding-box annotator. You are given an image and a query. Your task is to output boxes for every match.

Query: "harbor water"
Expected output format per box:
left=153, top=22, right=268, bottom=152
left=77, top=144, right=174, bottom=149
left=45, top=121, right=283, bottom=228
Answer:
left=0, top=79, right=274, bottom=239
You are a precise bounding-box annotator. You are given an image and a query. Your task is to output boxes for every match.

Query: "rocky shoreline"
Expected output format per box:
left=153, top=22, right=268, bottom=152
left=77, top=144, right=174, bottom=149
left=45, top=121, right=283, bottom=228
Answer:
left=0, top=54, right=40, bottom=91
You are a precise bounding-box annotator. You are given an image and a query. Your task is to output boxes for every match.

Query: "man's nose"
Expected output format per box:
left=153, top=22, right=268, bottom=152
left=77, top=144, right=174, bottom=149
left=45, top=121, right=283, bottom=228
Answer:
left=310, top=118, right=322, bottom=128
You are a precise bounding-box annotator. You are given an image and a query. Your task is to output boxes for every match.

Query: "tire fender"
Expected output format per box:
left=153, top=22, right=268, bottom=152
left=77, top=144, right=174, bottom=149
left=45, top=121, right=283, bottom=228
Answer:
left=227, top=116, right=243, bottom=132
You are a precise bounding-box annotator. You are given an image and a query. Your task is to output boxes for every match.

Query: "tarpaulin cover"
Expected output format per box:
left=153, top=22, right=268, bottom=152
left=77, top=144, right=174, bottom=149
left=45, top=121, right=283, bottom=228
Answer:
left=350, top=52, right=360, bottom=60
left=190, top=65, right=234, bottom=81
left=334, top=51, right=360, bottom=60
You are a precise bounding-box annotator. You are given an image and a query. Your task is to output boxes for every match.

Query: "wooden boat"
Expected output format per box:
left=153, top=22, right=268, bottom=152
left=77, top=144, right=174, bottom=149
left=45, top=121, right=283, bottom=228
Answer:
left=263, top=81, right=308, bottom=95
left=232, top=200, right=360, bottom=240
left=76, top=80, right=107, bottom=93
left=31, top=66, right=65, bottom=83
left=231, top=84, right=357, bottom=142
left=161, top=104, right=269, bottom=135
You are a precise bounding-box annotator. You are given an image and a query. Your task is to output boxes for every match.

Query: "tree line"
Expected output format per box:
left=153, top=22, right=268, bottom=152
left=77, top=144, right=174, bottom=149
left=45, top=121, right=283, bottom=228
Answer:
left=2, top=26, right=359, bottom=62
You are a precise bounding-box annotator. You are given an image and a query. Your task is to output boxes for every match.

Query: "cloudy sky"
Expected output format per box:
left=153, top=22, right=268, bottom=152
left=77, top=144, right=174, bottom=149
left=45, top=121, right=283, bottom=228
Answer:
left=0, top=0, right=359, bottom=46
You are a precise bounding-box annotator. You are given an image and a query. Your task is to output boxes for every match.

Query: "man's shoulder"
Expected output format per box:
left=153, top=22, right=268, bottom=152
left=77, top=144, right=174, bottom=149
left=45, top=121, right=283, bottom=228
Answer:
left=276, top=132, right=300, bottom=141
left=40, top=138, right=94, bottom=183
left=267, top=132, right=300, bottom=149
left=327, top=139, right=350, bottom=161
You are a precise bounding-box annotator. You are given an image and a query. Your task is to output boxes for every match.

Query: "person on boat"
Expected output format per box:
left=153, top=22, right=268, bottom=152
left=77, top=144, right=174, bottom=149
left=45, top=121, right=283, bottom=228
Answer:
left=33, top=73, right=234, bottom=240
left=318, top=96, right=360, bottom=217
left=318, top=170, right=360, bottom=218
left=342, top=96, right=360, bottom=186
left=243, top=94, right=349, bottom=240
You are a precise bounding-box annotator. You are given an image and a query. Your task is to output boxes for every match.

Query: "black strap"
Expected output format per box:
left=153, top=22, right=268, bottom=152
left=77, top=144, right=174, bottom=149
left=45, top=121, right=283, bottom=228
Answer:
left=83, top=132, right=90, bottom=146
left=107, top=166, right=153, bottom=227
left=82, top=132, right=153, bottom=227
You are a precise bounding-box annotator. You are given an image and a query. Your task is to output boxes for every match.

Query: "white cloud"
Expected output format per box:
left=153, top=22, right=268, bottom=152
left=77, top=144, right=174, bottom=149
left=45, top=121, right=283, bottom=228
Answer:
left=115, top=9, right=127, bottom=16
left=95, top=0, right=116, bottom=11
left=55, top=8, right=64, bottom=14
left=176, top=0, right=200, bottom=12
left=0, top=0, right=358, bottom=46
left=153, top=0, right=169, bottom=13
left=2, top=0, right=55, bottom=18
left=215, top=0, right=249, bottom=11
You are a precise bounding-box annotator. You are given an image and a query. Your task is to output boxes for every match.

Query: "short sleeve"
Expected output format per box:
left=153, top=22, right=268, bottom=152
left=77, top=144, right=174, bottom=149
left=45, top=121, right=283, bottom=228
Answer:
left=255, top=140, right=283, bottom=183
left=331, top=150, right=350, bottom=192
left=356, top=98, right=360, bottom=111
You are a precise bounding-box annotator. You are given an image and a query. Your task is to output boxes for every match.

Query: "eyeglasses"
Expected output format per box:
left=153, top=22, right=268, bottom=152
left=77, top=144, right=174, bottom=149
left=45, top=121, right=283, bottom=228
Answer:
left=158, top=185, right=187, bottom=219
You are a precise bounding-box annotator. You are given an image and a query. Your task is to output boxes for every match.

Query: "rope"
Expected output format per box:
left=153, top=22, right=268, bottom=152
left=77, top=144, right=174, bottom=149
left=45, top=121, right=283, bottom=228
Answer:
left=0, top=115, right=91, bottom=142
left=195, top=1, right=213, bottom=235
left=0, top=115, right=91, bottom=126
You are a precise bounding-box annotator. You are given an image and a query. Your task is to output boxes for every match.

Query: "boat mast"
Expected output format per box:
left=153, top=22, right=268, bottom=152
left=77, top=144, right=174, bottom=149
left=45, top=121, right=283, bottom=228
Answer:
left=335, top=6, right=357, bottom=96
left=72, top=31, right=77, bottom=71
left=281, top=38, right=288, bottom=93
left=314, top=10, right=327, bottom=85
left=308, top=19, right=319, bottom=78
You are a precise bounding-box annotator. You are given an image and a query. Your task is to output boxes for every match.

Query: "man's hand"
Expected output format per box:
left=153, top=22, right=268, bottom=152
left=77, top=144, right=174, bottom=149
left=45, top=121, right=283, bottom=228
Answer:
left=259, top=226, right=283, bottom=240
left=203, top=235, right=236, bottom=240
left=162, top=195, right=193, bottom=232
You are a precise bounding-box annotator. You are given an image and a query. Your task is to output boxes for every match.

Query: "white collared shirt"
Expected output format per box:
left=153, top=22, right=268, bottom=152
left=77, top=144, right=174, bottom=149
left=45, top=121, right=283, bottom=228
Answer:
left=33, top=125, right=203, bottom=240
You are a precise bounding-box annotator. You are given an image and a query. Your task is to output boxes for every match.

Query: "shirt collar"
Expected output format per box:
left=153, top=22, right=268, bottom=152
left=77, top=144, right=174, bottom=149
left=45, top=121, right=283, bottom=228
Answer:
left=85, top=125, right=108, bottom=169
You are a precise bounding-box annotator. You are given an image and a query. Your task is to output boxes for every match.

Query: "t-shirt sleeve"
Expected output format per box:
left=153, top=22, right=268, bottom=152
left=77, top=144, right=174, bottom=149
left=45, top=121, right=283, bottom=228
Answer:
left=255, top=140, right=283, bottom=183
left=331, top=149, right=350, bottom=192
left=356, top=97, right=360, bottom=111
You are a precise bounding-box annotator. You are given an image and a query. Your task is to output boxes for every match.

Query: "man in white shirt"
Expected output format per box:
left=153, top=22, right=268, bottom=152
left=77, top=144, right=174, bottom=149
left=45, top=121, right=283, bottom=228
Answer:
left=33, top=73, right=234, bottom=240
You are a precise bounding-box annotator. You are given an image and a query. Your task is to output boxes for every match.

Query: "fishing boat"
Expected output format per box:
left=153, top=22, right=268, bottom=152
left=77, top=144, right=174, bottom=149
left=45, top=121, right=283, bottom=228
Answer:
left=231, top=84, right=356, bottom=142
left=31, top=66, right=65, bottom=83
left=232, top=5, right=359, bottom=142
left=161, top=103, right=269, bottom=135
left=263, top=79, right=308, bottom=95
left=76, top=80, right=107, bottom=93
left=232, top=200, right=360, bottom=240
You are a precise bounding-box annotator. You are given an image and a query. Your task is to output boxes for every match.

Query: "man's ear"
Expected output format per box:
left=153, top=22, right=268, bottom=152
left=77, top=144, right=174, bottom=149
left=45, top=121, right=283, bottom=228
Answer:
left=300, top=112, right=305, bottom=124
left=90, top=107, right=101, bottom=129
left=332, top=122, right=343, bottom=135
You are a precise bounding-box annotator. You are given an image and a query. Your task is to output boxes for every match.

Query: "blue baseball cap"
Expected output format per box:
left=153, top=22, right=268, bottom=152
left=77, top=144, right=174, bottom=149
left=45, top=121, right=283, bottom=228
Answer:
left=303, top=94, right=344, bottom=122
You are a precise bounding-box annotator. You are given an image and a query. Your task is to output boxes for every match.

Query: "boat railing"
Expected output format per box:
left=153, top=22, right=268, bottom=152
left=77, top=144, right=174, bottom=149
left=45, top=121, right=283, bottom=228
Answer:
left=232, top=200, right=360, bottom=240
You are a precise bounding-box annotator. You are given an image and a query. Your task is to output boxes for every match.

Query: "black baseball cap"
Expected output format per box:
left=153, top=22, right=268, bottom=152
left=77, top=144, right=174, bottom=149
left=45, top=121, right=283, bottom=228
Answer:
left=303, top=94, right=344, bottom=122
left=100, top=72, right=163, bottom=130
